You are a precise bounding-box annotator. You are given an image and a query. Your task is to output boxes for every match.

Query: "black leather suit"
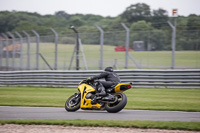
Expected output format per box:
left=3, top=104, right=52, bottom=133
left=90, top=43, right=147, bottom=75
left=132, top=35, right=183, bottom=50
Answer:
left=91, top=71, right=120, bottom=88
left=90, top=70, right=121, bottom=96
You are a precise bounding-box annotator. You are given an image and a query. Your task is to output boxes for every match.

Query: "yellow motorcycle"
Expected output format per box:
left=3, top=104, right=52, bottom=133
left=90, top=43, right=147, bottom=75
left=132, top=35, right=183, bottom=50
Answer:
left=65, top=79, right=132, bottom=113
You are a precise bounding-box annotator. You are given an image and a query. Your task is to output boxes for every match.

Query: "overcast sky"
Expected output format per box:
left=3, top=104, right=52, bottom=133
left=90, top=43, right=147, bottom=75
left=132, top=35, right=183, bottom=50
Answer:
left=0, top=0, right=199, bottom=17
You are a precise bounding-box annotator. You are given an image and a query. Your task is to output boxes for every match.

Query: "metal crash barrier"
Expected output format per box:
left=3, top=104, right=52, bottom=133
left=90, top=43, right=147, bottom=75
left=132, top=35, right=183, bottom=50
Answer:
left=0, top=69, right=200, bottom=88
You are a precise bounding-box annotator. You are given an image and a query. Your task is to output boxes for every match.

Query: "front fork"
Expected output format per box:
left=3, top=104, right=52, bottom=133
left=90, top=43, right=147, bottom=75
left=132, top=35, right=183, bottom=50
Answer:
left=73, top=92, right=81, bottom=102
left=74, top=92, right=81, bottom=97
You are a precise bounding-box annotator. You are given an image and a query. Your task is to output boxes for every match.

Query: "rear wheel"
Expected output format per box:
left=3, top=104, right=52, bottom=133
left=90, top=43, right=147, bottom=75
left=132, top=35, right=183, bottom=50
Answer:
left=105, top=92, right=127, bottom=113
left=65, top=93, right=80, bottom=112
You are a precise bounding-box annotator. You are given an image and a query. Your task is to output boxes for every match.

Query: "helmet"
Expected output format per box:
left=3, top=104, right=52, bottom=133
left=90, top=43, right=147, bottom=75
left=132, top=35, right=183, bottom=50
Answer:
left=104, top=67, right=113, bottom=72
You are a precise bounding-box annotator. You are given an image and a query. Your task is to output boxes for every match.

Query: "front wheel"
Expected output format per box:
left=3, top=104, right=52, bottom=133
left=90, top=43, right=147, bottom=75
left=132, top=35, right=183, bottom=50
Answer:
left=65, top=93, right=80, bottom=112
left=105, top=92, right=127, bottom=113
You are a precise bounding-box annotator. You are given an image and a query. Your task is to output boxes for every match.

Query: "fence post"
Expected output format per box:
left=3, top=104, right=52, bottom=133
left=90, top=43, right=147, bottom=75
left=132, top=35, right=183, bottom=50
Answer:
left=168, top=21, right=176, bottom=69
left=70, top=26, right=80, bottom=70
left=0, top=35, right=2, bottom=69
left=121, top=23, right=129, bottom=69
left=15, top=32, right=23, bottom=70
left=7, top=32, right=16, bottom=70
left=1, top=33, right=9, bottom=69
left=95, top=25, right=104, bottom=70
left=32, top=30, right=40, bottom=70
left=23, top=31, right=30, bottom=70
left=50, top=28, right=58, bottom=70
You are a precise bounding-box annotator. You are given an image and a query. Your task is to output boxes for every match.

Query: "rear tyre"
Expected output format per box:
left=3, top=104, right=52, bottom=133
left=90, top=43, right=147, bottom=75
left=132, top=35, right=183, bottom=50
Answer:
left=65, top=94, right=80, bottom=112
left=105, top=92, right=127, bottom=113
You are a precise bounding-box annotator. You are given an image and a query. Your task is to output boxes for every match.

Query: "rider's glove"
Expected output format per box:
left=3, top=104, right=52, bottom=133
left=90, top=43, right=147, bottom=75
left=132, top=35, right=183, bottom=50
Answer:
left=87, top=77, right=93, bottom=82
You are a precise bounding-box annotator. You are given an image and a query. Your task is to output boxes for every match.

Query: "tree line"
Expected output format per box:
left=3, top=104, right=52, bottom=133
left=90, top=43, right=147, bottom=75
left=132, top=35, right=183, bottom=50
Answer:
left=0, top=3, right=200, bottom=50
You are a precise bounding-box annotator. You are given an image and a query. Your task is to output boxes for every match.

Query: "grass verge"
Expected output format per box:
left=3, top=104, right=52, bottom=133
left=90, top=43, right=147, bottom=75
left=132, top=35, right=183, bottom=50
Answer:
left=0, top=119, right=200, bottom=131
left=0, top=87, right=200, bottom=112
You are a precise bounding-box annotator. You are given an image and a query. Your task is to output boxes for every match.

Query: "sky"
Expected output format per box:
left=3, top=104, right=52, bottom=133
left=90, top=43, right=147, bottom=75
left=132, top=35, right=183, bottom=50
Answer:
left=0, top=0, right=199, bottom=17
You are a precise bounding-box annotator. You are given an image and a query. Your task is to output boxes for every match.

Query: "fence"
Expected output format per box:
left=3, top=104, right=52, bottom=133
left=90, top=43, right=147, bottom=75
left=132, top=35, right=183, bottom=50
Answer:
left=0, top=23, right=200, bottom=71
left=0, top=69, right=199, bottom=88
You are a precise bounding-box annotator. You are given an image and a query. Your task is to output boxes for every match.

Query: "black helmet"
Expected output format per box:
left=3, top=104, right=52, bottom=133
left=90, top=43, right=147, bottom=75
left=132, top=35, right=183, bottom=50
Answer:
left=104, top=67, right=113, bottom=72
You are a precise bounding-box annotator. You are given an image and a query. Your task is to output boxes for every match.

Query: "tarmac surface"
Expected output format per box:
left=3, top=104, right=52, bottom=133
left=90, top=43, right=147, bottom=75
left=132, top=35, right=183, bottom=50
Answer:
left=0, top=106, right=200, bottom=121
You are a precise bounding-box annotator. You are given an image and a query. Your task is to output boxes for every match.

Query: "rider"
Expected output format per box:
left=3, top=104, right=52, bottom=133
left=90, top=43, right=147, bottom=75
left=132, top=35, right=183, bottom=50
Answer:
left=88, top=67, right=121, bottom=97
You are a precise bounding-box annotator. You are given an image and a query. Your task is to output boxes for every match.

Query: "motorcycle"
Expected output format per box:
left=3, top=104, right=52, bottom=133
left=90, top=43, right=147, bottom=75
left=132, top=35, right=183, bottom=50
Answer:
left=65, top=79, right=132, bottom=113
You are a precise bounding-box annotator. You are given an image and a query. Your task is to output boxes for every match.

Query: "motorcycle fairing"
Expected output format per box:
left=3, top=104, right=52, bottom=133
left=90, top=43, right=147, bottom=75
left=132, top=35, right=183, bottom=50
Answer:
left=78, top=84, right=102, bottom=109
left=114, top=83, right=132, bottom=92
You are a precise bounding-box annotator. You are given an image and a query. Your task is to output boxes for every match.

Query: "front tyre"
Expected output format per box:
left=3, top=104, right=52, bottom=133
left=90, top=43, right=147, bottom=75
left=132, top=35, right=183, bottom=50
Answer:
left=65, top=93, right=80, bottom=112
left=105, top=92, right=127, bottom=113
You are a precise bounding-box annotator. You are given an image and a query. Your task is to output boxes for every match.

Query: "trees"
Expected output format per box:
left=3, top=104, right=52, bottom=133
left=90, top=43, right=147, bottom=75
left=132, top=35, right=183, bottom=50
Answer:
left=174, top=15, right=200, bottom=50
left=54, top=11, right=70, bottom=19
left=121, top=3, right=151, bottom=23
left=151, top=8, right=169, bottom=28
left=0, top=11, right=20, bottom=32
left=0, top=3, right=199, bottom=51
left=187, top=14, right=200, bottom=30
left=130, top=20, right=170, bottom=50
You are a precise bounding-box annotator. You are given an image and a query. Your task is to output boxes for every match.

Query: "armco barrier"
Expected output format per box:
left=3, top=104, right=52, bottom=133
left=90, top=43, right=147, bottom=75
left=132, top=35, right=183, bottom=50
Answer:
left=0, top=69, right=200, bottom=88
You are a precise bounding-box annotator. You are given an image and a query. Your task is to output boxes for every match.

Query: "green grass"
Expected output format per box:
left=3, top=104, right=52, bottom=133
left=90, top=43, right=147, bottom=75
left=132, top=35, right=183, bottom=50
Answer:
left=0, top=119, right=200, bottom=131
left=0, top=87, right=200, bottom=112
left=0, top=87, right=75, bottom=107
left=124, top=88, right=200, bottom=112
left=4, top=43, right=199, bottom=69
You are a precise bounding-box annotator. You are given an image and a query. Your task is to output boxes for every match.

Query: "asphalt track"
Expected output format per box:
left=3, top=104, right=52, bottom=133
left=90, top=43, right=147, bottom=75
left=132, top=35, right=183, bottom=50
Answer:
left=0, top=106, right=200, bottom=122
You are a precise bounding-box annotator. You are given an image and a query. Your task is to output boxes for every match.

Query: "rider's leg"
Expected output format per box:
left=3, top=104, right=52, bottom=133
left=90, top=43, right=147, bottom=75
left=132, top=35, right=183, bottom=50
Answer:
left=95, top=82, right=106, bottom=96
left=91, top=82, right=107, bottom=104
left=91, top=81, right=115, bottom=104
